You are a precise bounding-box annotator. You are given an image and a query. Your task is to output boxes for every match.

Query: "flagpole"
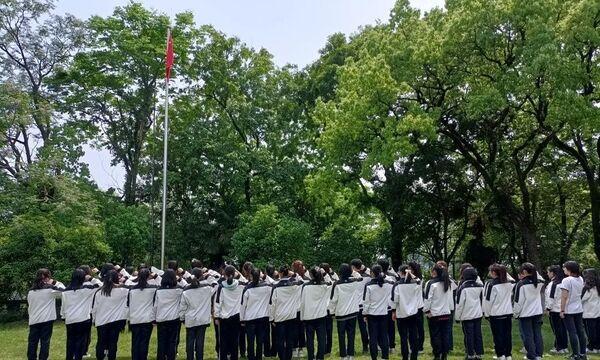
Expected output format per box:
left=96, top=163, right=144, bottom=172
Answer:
left=160, top=27, right=171, bottom=270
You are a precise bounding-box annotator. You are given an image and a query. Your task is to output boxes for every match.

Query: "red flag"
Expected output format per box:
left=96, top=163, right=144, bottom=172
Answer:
left=165, top=29, right=174, bottom=80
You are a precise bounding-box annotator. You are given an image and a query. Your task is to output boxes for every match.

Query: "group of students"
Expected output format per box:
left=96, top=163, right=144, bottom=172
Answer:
left=25, top=257, right=600, bottom=360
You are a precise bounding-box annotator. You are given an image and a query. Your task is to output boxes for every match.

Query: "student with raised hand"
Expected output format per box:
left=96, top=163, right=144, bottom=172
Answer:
left=545, top=265, right=568, bottom=354
left=328, top=263, right=363, bottom=360
left=407, top=261, right=425, bottom=353
left=560, top=261, right=587, bottom=360
left=455, top=267, right=484, bottom=360
left=155, top=269, right=184, bottom=360
left=240, top=267, right=272, bottom=360
left=514, top=262, right=544, bottom=360
left=300, top=266, right=332, bottom=360
left=319, top=262, right=337, bottom=356
left=27, top=268, right=64, bottom=360
left=363, top=264, right=392, bottom=360
left=270, top=264, right=303, bottom=360
left=215, top=265, right=245, bottom=360
left=180, top=267, right=217, bottom=360
left=92, top=269, right=128, bottom=360
left=351, top=258, right=371, bottom=354
left=61, top=268, right=99, bottom=360
left=128, top=267, right=158, bottom=360
left=582, top=268, right=600, bottom=354
left=484, top=263, right=514, bottom=360
left=423, top=263, right=451, bottom=360
left=392, top=265, right=421, bottom=360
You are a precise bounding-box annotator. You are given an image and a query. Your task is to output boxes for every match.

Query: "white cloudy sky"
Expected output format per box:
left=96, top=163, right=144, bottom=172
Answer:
left=53, top=0, right=444, bottom=191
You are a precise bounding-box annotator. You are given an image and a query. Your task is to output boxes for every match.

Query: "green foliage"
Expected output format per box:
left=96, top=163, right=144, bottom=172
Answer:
left=104, top=204, right=151, bottom=266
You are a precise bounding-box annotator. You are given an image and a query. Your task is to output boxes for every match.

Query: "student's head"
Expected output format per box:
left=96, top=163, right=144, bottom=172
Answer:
left=32, top=268, right=51, bottom=290
left=459, top=263, right=473, bottom=280
left=583, top=268, right=599, bottom=292
left=224, top=265, right=236, bottom=285
left=339, top=263, right=352, bottom=280
left=161, top=269, right=178, bottom=289
left=431, top=263, right=450, bottom=292
left=292, top=260, right=304, bottom=275
left=167, top=260, right=178, bottom=272
left=488, top=263, right=507, bottom=283
left=436, top=260, right=448, bottom=269
left=242, top=262, right=254, bottom=277
left=398, top=265, right=412, bottom=281
left=407, top=261, right=422, bottom=279
left=310, top=266, right=324, bottom=285
left=350, top=259, right=363, bottom=272
left=320, top=263, right=332, bottom=275
left=547, top=265, right=564, bottom=282
left=563, top=261, right=581, bottom=277
left=100, top=263, right=114, bottom=278
left=461, top=267, right=478, bottom=282
left=279, top=264, right=291, bottom=278
left=135, top=268, right=151, bottom=289
left=371, top=264, right=384, bottom=287
left=101, top=269, right=119, bottom=296
left=191, top=258, right=203, bottom=269
left=190, top=267, right=204, bottom=288
left=68, top=268, right=86, bottom=290
left=250, top=267, right=261, bottom=286
left=265, top=264, right=276, bottom=278
left=78, top=265, right=92, bottom=277
left=377, top=258, right=390, bottom=273
left=519, top=262, right=538, bottom=287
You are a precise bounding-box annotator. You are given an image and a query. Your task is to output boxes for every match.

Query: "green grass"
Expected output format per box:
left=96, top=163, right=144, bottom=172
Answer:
left=0, top=319, right=584, bottom=360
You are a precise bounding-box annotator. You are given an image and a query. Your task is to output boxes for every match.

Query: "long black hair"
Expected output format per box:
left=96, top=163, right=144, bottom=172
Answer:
left=224, top=265, right=236, bottom=285
left=101, top=270, right=119, bottom=296
left=398, top=265, right=413, bottom=283
left=67, top=269, right=86, bottom=291
left=250, top=267, right=261, bottom=286
left=339, top=263, right=352, bottom=280
left=432, top=263, right=450, bottom=292
left=189, top=267, right=204, bottom=288
left=520, top=262, right=538, bottom=287
left=161, top=269, right=178, bottom=289
left=31, top=268, right=51, bottom=290
left=372, top=264, right=384, bottom=287
left=547, top=265, right=564, bottom=284
left=408, top=261, right=422, bottom=279
left=461, top=267, right=478, bottom=283
left=134, top=268, right=151, bottom=290
left=563, top=261, right=581, bottom=277
left=583, top=268, right=599, bottom=293
left=310, top=266, right=324, bottom=285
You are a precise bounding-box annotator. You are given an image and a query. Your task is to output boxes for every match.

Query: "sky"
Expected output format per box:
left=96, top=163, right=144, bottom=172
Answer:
left=53, top=0, right=445, bottom=191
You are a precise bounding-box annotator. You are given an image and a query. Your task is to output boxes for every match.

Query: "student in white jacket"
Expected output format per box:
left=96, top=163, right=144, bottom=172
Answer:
left=484, top=263, right=514, bottom=360
left=392, top=265, right=421, bottom=360
left=270, top=265, right=303, bottom=360
left=61, top=269, right=99, bottom=360
left=215, top=265, right=245, bottom=360
left=329, top=263, right=364, bottom=360
left=320, top=263, right=338, bottom=355
left=560, top=261, right=587, bottom=359
left=545, top=265, right=568, bottom=354
left=407, top=261, right=425, bottom=353
left=423, top=263, right=451, bottom=360
left=92, top=270, right=128, bottom=360
left=513, top=263, right=543, bottom=360
left=582, top=268, right=600, bottom=353
left=377, top=258, right=397, bottom=354
left=128, top=268, right=158, bottom=360
left=180, top=268, right=217, bottom=360
left=351, top=259, right=371, bottom=354
left=455, top=267, right=483, bottom=360
left=300, top=266, right=332, bottom=360
left=27, top=268, right=65, bottom=360
left=155, top=269, right=184, bottom=360
left=240, top=267, right=272, bottom=360
left=363, top=265, right=392, bottom=360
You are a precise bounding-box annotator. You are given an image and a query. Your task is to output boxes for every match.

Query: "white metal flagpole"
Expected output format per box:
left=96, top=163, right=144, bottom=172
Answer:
left=160, top=28, right=171, bottom=270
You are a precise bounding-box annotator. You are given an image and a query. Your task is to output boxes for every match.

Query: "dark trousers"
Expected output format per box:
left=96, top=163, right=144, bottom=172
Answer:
left=549, top=312, right=568, bottom=350
left=186, top=324, right=208, bottom=360
left=263, top=321, right=275, bottom=357
left=240, top=326, right=247, bottom=357
left=66, top=320, right=91, bottom=360
left=367, top=315, right=389, bottom=360
left=489, top=316, right=512, bottom=357
left=357, top=309, right=369, bottom=351
left=130, top=322, right=153, bottom=360
left=416, top=309, right=425, bottom=351
left=387, top=310, right=395, bottom=350
left=519, top=315, right=543, bottom=359
left=96, top=320, right=125, bottom=360
left=397, top=314, right=419, bottom=360
left=27, top=320, right=53, bottom=360
left=274, top=319, right=298, bottom=360
left=584, top=318, right=600, bottom=350
left=157, top=319, right=181, bottom=360
left=564, top=313, right=587, bottom=355
left=325, top=315, right=333, bottom=354
left=305, top=317, right=326, bottom=360
left=447, top=311, right=454, bottom=351
left=296, top=313, right=306, bottom=349
left=219, top=315, right=241, bottom=360
left=336, top=316, right=357, bottom=357
left=427, top=316, right=450, bottom=358
left=246, top=317, right=269, bottom=360
left=214, top=322, right=220, bottom=355
left=461, top=318, right=483, bottom=357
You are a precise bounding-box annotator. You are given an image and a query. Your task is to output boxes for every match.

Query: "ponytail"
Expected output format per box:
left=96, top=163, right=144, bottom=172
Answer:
left=134, top=268, right=150, bottom=290
left=250, top=267, right=260, bottom=286
left=433, top=264, right=450, bottom=292
left=372, top=264, right=384, bottom=287
left=310, top=266, right=324, bottom=285
left=189, top=267, right=203, bottom=288
left=224, top=265, right=236, bottom=285
left=101, top=270, right=119, bottom=296
left=519, top=262, right=538, bottom=287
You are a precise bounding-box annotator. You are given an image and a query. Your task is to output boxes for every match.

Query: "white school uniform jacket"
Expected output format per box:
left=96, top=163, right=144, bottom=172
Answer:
left=581, top=287, right=600, bottom=319
left=270, top=277, right=303, bottom=323
left=27, top=282, right=65, bottom=325
left=300, top=281, right=332, bottom=321
left=179, top=282, right=217, bottom=328
left=392, top=277, right=422, bottom=319
left=92, top=287, right=129, bottom=327
left=363, top=278, right=394, bottom=316
left=353, top=272, right=371, bottom=310
left=423, top=279, right=451, bottom=317
left=61, top=284, right=99, bottom=324
left=214, top=279, right=244, bottom=319
left=483, top=279, right=513, bottom=318
left=455, top=280, right=483, bottom=321
left=544, top=280, right=563, bottom=313
left=128, top=285, right=158, bottom=324
left=328, top=278, right=363, bottom=319
left=513, top=276, right=543, bottom=318
left=240, top=281, right=272, bottom=321
left=154, top=287, right=183, bottom=322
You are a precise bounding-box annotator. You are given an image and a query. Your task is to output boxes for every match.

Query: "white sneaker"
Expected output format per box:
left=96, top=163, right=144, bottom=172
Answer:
left=298, top=349, right=304, bottom=358
left=83, top=355, right=91, bottom=359
left=505, top=357, right=512, bottom=360
left=293, top=349, right=299, bottom=358
left=521, top=347, right=527, bottom=354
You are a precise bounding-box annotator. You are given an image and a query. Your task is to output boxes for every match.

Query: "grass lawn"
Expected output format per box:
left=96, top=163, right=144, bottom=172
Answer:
left=0, top=318, right=583, bottom=360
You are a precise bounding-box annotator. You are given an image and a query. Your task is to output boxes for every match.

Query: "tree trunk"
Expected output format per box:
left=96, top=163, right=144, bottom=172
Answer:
left=124, top=163, right=138, bottom=205
left=590, top=185, right=600, bottom=261
left=389, top=219, right=404, bottom=269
